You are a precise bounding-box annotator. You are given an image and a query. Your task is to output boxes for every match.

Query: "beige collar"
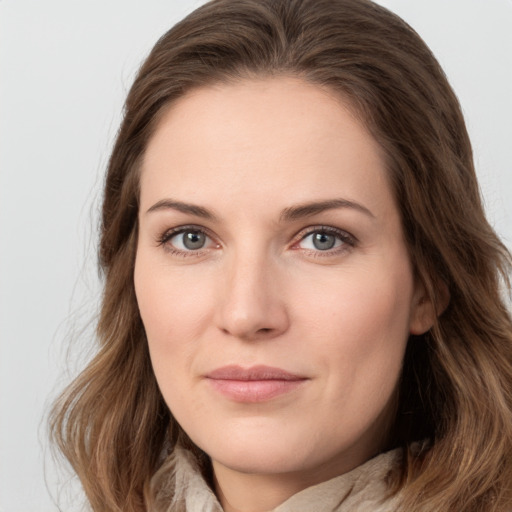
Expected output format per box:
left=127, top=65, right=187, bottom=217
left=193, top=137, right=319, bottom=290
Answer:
left=151, top=446, right=403, bottom=512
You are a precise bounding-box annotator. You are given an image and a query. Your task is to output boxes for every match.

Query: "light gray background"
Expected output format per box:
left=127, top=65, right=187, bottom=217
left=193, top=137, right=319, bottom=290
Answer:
left=1, top=1, right=511, bottom=511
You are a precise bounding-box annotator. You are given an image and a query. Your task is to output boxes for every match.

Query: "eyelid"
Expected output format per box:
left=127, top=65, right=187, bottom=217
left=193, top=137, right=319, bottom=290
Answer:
left=156, top=224, right=220, bottom=254
left=291, top=225, right=357, bottom=253
left=155, top=223, right=356, bottom=257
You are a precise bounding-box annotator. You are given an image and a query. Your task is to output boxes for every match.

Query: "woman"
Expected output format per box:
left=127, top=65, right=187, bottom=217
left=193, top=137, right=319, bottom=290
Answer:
left=50, top=0, right=512, bottom=510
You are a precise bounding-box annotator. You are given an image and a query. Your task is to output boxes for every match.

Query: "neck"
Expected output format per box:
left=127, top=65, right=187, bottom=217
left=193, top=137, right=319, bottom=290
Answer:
left=213, top=469, right=303, bottom=512
left=210, top=411, right=395, bottom=511
left=211, top=452, right=368, bottom=512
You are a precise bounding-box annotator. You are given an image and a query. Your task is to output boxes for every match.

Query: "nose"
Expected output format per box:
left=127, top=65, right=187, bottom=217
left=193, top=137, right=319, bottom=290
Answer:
left=214, top=251, right=290, bottom=341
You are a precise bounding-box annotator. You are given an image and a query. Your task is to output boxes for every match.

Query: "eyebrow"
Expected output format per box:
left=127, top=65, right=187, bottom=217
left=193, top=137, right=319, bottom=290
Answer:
left=280, top=198, right=374, bottom=221
left=146, top=199, right=218, bottom=220
left=145, top=197, right=374, bottom=222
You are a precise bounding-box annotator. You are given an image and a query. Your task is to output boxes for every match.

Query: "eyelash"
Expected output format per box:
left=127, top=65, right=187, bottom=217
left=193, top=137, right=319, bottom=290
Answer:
left=293, top=225, right=357, bottom=257
left=156, top=224, right=357, bottom=258
left=156, top=225, right=217, bottom=258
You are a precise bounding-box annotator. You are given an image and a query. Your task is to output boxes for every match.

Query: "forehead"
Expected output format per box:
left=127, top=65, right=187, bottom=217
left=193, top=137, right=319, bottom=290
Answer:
left=140, top=77, right=393, bottom=219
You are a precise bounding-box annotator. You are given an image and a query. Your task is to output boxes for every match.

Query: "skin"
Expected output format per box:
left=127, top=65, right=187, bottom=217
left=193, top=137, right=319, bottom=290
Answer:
left=134, top=77, right=435, bottom=512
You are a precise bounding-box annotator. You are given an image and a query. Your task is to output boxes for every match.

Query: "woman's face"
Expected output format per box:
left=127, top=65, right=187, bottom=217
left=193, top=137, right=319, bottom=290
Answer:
left=135, top=77, right=432, bottom=486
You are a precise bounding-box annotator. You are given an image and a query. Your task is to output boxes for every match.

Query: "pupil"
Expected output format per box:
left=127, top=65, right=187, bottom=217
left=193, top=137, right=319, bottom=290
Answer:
left=183, top=231, right=205, bottom=250
left=313, top=232, right=335, bottom=250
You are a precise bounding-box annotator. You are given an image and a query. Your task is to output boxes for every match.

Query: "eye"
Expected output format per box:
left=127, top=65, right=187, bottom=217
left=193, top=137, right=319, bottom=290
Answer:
left=295, top=227, right=356, bottom=253
left=301, top=232, right=340, bottom=251
left=174, top=230, right=208, bottom=250
left=158, top=226, right=216, bottom=254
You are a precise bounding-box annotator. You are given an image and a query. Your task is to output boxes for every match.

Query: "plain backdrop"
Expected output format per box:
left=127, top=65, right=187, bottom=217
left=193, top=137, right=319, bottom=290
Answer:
left=1, top=1, right=511, bottom=510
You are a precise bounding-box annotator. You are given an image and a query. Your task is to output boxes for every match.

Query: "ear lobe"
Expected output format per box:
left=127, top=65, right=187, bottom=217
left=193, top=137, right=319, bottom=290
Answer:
left=409, top=280, right=450, bottom=335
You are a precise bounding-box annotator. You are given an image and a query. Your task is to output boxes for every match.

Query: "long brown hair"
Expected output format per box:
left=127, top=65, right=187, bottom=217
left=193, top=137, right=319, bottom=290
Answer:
left=50, top=0, right=512, bottom=510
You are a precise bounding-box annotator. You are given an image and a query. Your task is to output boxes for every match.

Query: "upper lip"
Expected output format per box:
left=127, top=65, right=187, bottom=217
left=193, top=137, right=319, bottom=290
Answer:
left=205, top=365, right=306, bottom=381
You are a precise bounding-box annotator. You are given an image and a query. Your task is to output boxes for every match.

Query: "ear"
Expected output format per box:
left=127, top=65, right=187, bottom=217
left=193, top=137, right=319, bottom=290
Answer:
left=409, top=279, right=450, bottom=335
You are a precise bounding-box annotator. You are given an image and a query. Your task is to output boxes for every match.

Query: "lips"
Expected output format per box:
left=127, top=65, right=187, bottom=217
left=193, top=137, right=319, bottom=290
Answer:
left=205, top=365, right=307, bottom=402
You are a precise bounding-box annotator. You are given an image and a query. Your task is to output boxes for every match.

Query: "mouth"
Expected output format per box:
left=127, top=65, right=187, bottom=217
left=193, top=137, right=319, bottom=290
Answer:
left=204, top=365, right=308, bottom=403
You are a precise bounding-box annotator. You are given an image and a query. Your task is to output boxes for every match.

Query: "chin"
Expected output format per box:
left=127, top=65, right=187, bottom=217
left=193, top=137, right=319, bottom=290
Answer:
left=211, top=443, right=311, bottom=475
left=186, top=423, right=309, bottom=474
left=191, top=424, right=344, bottom=477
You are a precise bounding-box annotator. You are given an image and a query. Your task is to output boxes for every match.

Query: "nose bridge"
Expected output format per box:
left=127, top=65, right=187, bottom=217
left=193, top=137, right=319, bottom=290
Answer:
left=216, top=241, right=288, bottom=339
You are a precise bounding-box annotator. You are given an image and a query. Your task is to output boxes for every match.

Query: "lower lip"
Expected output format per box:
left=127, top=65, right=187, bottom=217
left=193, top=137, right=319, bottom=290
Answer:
left=206, top=378, right=306, bottom=403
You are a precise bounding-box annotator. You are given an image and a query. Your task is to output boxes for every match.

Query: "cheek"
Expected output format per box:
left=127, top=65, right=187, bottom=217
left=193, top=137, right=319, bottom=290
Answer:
left=133, top=256, right=214, bottom=388
left=346, top=273, right=413, bottom=344
left=135, top=253, right=211, bottom=334
left=292, top=259, right=414, bottom=401
left=294, top=259, right=414, bottom=343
